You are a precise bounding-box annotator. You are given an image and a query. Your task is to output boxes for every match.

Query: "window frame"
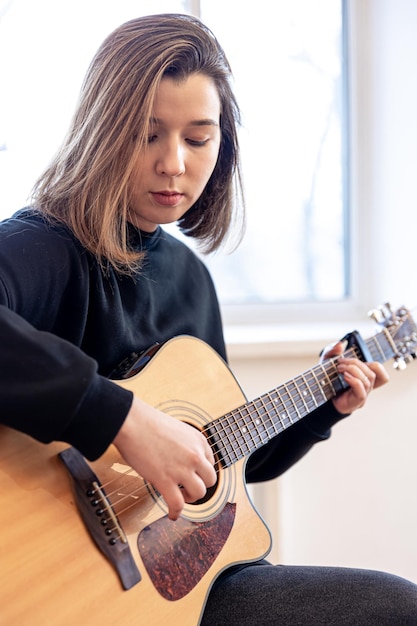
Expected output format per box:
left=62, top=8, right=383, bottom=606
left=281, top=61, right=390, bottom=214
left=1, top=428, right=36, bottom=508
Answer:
left=220, top=0, right=374, bottom=330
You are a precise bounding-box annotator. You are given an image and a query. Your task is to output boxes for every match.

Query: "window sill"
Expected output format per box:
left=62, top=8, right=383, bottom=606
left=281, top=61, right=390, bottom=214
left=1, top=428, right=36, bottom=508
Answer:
left=224, top=319, right=376, bottom=360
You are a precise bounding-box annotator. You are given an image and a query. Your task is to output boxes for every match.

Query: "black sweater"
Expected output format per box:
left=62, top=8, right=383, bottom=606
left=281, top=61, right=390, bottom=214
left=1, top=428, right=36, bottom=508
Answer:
left=0, top=209, right=347, bottom=481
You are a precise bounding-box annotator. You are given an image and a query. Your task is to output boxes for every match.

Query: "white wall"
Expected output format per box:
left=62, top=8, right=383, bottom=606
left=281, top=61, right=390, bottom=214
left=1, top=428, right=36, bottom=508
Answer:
left=352, top=0, right=417, bottom=311
left=225, top=0, right=417, bottom=585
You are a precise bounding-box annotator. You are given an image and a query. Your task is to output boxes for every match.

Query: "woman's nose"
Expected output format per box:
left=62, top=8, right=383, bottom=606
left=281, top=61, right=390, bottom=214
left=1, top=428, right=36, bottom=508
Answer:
left=156, top=141, right=185, bottom=177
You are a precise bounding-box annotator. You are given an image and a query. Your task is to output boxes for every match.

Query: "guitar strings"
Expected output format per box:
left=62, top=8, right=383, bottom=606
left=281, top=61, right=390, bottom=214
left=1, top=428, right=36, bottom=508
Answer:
left=95, top=352, right=356, bottom=523
left=93, top=327, right=410, bottom=530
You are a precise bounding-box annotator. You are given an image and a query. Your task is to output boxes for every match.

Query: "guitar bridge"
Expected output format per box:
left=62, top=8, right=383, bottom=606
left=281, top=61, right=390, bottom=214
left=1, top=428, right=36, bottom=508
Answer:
left=59, top=447, right=141, bottom=590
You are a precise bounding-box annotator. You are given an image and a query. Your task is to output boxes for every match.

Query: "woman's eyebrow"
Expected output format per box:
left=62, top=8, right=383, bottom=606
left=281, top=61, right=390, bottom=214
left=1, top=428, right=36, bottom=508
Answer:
left=149, top=117, right=219, bottom=127
left=189, top=119, right=219, bottom=127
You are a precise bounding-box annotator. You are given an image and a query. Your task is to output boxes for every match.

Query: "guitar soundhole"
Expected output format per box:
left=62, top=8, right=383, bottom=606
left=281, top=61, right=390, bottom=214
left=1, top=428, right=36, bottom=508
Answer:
left=192, top=478, right=218, bottom=506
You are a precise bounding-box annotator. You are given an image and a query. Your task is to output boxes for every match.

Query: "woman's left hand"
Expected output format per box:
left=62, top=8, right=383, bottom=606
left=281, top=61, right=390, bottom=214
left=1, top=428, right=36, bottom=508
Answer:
left=321, top=341, right=390, bottom=415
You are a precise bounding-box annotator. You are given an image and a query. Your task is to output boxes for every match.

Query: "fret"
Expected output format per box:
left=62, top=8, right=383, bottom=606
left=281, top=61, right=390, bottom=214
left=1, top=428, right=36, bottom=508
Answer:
left=290, top=374, right=321, bottom=418
left=262, top=392, right=287, bottom=435
left=207, top=420, right=230, bottom=466
left=316, top=362, right=336, bottom=397
left=310, top=365, right=329, bottom=403
left=269, top=389, right=293, bottom=429
left=217, top=413, right=236, bottom=464
left=253, top=397, right=268, bottom=422
left=366, top=335, right=382, bottom=361
left=365, top=331, right=387, bottom=363
left=276, top=383, right=298, bottom=423
left=235, top=405, right=264, bottom=453
left=223, top=412, right=247, bottom=463
left=231, top=409, right=252, bottom=457
left=255, top=396, right=277, bottom=438
left=293, top=377, right=309, bottom=413
left=299, top=371, right=320, bottom=412
left=247, top=402, right=270, bottom=445
left=283, top=381, right=301, bottom=421
left=350, top=345, right=362, bottom=360
left=325, top=361, right=348, bottom=396
left=368, top=333, right=389, bottom=362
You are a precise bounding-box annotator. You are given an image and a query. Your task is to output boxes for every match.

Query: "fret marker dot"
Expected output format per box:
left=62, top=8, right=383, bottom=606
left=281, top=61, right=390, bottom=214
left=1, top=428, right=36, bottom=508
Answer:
left=321, top=380, right=325, bottom=386
left=242, top=427, right=247, bottom=434
left=303, top=391, right=308, bottom=397
left=255, top=419, right=260, bottom=425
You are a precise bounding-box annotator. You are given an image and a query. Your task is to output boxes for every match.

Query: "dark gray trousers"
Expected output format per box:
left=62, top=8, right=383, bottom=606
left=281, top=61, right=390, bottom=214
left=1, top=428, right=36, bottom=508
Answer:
left=201, top=560, right=417, bottom=625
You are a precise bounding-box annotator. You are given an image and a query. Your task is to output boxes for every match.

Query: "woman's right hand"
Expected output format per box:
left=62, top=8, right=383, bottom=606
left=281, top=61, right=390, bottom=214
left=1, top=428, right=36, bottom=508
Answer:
left=113, top=396, right=216, bottom=520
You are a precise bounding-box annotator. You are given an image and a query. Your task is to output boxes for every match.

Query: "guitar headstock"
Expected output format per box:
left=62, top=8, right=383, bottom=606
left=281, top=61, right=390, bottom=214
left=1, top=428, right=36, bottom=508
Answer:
left=369, top=303, right=417, bottom=369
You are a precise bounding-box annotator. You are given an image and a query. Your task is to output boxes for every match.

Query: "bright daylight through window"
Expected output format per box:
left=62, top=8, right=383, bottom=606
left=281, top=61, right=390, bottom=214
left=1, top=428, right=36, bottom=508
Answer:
left=0, top=0, right=347, bottom=308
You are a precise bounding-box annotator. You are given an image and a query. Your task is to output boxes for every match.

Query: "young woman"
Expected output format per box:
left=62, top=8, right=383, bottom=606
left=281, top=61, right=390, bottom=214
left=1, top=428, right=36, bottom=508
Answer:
left=1, top=13, right=416, bottom=624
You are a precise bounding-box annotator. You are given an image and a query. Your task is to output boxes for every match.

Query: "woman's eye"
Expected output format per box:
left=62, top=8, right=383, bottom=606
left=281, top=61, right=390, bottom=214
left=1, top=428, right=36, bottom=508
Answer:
left=187, top=138, right=209, bottom=147
left=148, top=134, right=158, bottom=144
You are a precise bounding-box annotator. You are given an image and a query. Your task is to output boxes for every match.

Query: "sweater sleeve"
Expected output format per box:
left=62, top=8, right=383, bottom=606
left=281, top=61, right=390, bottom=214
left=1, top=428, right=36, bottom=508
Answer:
left=0, top=305, right=133, bottom=460
left=245, top=401, right=349, bottom=482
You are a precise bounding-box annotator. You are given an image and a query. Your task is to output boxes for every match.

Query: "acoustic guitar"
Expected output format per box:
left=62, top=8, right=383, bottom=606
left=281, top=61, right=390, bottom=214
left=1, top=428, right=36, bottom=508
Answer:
left=1, top=304, right=416, bottom=625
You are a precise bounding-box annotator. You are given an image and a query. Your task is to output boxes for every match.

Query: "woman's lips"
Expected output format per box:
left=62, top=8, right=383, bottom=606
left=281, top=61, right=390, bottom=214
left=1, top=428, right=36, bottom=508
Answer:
left=151, top=191, right=184, bottom=206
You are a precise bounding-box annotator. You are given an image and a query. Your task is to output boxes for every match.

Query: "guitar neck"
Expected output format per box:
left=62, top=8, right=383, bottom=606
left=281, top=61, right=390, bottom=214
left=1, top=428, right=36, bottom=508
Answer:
left=206, top=326, right=397, bottom=468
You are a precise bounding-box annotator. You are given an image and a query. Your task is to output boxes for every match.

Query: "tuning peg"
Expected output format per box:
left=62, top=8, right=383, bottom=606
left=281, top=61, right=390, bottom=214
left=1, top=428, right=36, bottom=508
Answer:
left=368, top=308, right=384, bottom=324
left=368, top=302, right=395, bottom=325
left=393, top=357, right=408, bottom=370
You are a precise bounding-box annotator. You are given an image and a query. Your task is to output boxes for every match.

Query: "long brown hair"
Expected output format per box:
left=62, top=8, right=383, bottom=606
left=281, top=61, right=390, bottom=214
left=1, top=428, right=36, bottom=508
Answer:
left=32, top=13, right=245, bottom=272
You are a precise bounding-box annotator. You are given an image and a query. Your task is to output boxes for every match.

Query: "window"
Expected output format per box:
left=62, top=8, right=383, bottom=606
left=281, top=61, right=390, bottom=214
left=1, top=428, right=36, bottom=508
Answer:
left=198, top=0, right=348, bottom=311
left=0, top=0, right=348, bottom=321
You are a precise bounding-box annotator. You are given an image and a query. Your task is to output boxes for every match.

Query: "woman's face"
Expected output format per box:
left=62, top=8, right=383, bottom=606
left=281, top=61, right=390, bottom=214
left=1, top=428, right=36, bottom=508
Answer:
left=127, top=73, right=222, bottom=232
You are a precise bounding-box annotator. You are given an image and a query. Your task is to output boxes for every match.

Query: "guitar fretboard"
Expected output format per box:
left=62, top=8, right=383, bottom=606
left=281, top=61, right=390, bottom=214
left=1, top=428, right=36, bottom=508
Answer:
left=205, top=324, right=402, bottom=468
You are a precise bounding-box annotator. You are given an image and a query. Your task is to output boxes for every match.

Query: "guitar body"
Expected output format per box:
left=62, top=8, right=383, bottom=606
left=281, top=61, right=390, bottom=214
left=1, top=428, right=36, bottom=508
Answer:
left=0, top=336, right=271, bottom=626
